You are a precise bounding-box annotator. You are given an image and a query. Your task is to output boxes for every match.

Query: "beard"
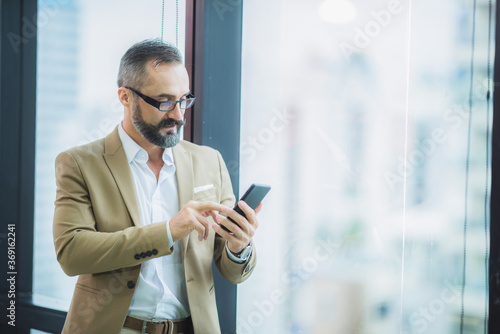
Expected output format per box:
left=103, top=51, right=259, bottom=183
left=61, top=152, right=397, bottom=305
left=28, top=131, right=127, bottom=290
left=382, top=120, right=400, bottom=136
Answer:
left=131, top=101, right=185, bottom=148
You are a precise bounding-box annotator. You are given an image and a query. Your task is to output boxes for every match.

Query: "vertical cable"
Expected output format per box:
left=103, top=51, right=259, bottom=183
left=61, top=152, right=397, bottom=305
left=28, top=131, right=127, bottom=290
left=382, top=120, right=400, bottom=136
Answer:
left=461, top=1, right=477, bottom=333
left=160, top=0, right=178, bottom=47
left=161, top=0, right=165, bottom=41
left=483, top=1, right=493, bottom=333
left=400, top=1, right=413, bottom=333
left=176, top=0, right=179, bottom=47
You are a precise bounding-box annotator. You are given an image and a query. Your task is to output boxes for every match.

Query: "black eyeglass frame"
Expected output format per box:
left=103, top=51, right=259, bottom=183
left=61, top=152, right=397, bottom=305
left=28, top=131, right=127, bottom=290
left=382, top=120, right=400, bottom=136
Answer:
left=126, top=86, right=195, bottom=112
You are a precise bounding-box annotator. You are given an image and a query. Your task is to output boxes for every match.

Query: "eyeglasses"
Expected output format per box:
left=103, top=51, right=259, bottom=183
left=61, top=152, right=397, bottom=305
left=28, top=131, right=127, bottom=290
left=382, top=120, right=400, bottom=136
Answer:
left=126, top=87, right=195, bottom=112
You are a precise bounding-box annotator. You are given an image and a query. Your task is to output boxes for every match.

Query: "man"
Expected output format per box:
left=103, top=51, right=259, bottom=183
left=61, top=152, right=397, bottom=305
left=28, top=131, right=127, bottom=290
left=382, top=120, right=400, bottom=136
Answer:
left=53, top=39, right=258, bottom=334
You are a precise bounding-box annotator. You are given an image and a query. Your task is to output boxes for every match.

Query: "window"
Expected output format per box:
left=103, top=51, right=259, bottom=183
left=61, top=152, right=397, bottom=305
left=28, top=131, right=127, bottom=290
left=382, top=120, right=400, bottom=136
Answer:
left=239, top=0, right=492, bottom=333
left=34, top=0, right=186, bottom=310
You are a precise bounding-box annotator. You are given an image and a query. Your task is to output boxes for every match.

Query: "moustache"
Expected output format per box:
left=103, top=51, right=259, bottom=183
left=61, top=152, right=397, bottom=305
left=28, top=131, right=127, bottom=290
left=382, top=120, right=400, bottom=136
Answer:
left=155, top=118, right=185, bottom=130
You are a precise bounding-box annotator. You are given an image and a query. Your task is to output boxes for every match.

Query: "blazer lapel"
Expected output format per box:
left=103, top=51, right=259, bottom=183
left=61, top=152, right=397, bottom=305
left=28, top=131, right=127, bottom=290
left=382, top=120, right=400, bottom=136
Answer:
left=173, top=142, right=194, bottom=257
left=103, top=127, right=142, bottom=227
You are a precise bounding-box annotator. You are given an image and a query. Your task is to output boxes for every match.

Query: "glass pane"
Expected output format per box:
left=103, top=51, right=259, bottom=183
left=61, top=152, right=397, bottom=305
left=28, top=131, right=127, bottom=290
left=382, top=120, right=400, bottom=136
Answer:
left=239, top=0, right=493, bottom=333
left=34, top=0, right=186, bottom=309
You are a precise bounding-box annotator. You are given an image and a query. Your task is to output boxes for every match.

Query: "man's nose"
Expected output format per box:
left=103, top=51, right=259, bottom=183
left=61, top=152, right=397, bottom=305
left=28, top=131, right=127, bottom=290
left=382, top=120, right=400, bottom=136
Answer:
left=166, top=102, right=183, bottom=120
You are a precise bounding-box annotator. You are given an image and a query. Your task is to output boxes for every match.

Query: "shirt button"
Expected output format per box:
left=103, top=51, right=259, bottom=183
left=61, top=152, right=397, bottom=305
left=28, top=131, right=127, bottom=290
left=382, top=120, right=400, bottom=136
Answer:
left=244, top=266, right=250, bottom=273
left=127, top=281, right=136, bottom=289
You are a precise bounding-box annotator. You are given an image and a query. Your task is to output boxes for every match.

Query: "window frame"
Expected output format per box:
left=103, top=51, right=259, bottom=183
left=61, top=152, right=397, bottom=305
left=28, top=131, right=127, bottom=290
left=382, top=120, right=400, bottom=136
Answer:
left=199, top=2, right=244, bottom=333
left=489, top=2, right=500, bottom=332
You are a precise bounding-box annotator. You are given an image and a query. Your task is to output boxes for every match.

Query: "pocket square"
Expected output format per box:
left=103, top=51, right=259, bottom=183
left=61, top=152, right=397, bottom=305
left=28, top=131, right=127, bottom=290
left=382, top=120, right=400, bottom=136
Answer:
left=194, top=184, right=215, bottom=193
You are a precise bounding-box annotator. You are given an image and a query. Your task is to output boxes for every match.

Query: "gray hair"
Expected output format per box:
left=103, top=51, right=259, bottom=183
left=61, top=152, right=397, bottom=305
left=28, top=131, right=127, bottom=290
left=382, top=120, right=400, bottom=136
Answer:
left=117, top=39, right=183, bottom=89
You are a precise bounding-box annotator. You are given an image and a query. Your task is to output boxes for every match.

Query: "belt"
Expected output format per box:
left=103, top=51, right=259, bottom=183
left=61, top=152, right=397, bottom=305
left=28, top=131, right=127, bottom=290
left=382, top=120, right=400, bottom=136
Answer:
left=123, top=315, right=194, bottom=334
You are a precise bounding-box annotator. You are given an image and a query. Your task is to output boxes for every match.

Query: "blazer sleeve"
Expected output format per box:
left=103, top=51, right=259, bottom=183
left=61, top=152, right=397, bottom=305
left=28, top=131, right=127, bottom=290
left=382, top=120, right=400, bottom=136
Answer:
left=212, top=150, right=257, bottom=284
left=53, top=151, right=173, bottom=277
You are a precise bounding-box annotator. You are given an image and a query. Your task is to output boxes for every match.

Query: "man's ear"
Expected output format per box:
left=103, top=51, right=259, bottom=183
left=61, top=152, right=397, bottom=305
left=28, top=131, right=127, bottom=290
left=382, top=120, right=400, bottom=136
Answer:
left=117, top=87, right=131, bottom=107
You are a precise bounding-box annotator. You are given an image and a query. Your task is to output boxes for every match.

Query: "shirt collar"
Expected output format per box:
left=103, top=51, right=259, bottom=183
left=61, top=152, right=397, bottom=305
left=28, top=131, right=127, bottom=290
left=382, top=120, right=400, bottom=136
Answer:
left=117, top=123, right=174, bottom=165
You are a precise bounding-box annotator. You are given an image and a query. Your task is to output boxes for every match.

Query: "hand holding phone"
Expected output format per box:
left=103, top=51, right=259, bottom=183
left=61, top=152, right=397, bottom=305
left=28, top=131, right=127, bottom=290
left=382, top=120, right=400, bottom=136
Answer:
left=220, top=183, right=271, bottom=233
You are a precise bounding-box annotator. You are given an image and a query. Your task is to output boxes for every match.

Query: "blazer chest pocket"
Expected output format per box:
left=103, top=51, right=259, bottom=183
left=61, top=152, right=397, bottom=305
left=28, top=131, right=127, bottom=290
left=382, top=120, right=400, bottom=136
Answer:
left=193, top=186, right=217, bottom=201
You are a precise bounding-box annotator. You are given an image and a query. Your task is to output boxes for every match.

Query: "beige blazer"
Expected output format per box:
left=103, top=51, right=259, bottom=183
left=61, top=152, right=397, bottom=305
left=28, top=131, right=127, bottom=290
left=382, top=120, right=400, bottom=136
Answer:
left=53, top=127, right=256, bottom=334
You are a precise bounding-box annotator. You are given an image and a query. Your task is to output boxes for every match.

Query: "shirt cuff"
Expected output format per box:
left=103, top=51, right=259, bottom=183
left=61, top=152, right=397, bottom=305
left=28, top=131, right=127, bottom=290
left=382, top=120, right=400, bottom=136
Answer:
left=226, top=241, right=252, bottom=264
left=165, top=220, right=174, bottom=247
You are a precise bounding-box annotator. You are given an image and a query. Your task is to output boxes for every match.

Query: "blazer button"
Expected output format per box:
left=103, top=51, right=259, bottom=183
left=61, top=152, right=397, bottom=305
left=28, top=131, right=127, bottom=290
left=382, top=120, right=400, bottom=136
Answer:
left=140, top=252, right=146, bottom=258
left=146, top=251, right=152, bottom=257
left=127, top=281, right=135, bottom=289
left=134, top=254, right=141, bottom=260
left=152, top=249, right=158, bottom=255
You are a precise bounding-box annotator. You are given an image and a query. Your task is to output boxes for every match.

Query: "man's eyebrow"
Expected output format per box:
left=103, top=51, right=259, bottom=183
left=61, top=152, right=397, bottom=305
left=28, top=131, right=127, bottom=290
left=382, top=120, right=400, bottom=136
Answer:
left=155, top=92, right=192, bottom=99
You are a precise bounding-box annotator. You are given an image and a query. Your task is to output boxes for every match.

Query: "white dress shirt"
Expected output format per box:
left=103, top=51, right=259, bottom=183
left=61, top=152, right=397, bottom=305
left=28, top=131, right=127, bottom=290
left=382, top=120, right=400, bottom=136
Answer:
left=118, top=124, right=189, bottom=319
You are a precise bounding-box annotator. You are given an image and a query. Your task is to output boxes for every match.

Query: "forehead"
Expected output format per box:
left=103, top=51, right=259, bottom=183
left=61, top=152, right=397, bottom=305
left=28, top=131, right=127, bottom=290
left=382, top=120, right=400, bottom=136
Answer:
left=143, top=61, right=190, bottom=94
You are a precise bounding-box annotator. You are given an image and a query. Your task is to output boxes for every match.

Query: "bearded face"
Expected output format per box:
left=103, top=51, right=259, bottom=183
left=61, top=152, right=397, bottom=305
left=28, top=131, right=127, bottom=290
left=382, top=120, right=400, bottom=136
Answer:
left=131, top=100, right=185, bottom=148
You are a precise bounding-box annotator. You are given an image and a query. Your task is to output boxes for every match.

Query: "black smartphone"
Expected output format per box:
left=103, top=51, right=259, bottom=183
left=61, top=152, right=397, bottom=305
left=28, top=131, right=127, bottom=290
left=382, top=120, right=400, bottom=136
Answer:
left=221, top=183, right=271, bottom=232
